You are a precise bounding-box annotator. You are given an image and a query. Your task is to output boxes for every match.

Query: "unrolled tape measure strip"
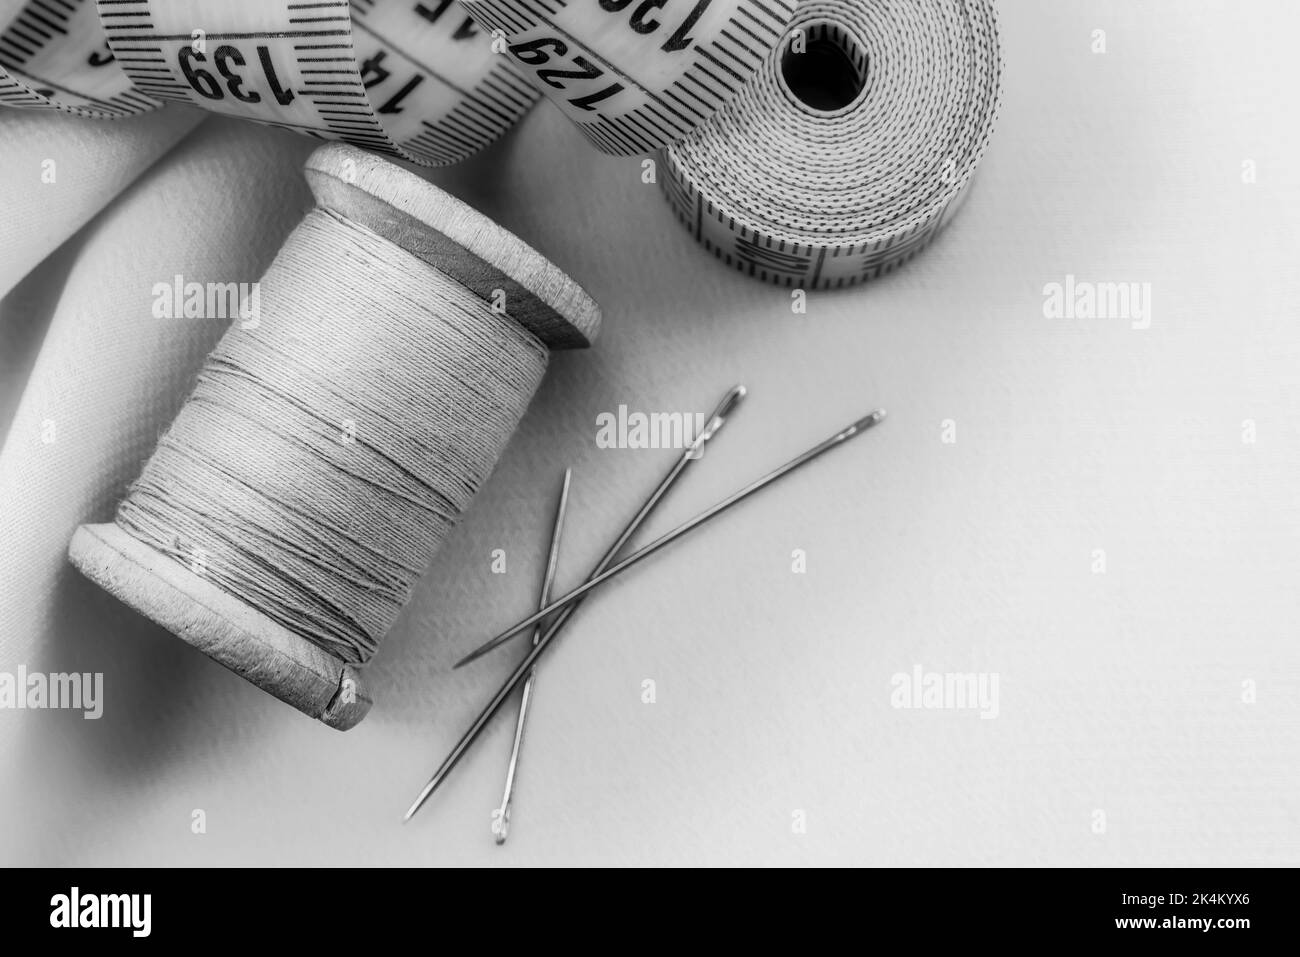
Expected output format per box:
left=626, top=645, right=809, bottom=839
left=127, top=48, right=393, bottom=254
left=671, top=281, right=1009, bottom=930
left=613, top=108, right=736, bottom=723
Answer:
left=461, top=0, right=797, bottom=155
left=98, top=0, right=541, bottom=165
left=0, top=0, right=157, bottom=117
left=2, top=0, right=542, bottom=165
left=661, top=0, right=1002, bottom=287
left=3, top=0, right=804, bottom=159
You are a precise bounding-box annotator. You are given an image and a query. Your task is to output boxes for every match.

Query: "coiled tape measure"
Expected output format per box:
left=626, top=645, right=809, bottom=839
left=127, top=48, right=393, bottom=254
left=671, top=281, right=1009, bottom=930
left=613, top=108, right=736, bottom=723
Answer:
left=661, top=0, right=1002, bottom=287
left=459, top=0, right=797, bottom=154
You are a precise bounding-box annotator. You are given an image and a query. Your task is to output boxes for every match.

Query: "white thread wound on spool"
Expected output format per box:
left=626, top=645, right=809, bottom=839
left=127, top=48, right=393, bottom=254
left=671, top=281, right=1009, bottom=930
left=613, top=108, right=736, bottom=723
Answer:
left=115, top=208, right=548, bottom=664
left=67, top=142, right=599, bottom=730
left=660, top=0, right=1002, bottom=287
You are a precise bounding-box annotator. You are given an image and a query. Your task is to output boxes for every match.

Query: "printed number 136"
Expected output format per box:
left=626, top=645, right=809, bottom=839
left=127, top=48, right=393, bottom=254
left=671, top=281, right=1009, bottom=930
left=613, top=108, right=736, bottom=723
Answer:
left=598, top=0, right=715, bottom=53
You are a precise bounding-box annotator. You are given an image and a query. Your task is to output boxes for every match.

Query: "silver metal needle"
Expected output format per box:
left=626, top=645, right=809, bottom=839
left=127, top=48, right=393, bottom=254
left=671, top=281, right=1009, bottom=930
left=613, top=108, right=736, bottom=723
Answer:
left=404, top=402, right=887, bottom=824
left=491, top=468, right=570, bottom=844
left=454, top=408, right=887, bottom=668
left=403, top=384, right=747, bottom=823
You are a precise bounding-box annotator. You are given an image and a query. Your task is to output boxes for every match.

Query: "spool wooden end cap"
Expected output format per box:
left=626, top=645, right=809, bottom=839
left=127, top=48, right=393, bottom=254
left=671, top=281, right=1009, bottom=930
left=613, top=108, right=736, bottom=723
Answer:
left=304, top=143, right=602, bottom=350
left=69, top=523, right=372, bottom=731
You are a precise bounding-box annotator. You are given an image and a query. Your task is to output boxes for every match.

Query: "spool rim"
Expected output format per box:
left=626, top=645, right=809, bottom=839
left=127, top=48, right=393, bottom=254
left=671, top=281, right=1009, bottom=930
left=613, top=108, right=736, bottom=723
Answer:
left=68, top=524, right=372, bottom=732
left=304, top=143, right=601, bottom=351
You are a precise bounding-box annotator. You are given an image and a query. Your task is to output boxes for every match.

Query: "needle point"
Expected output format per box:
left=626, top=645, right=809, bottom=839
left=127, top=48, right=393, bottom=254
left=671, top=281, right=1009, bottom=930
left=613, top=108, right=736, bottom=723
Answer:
left=408, top=385, right=752, bottom=820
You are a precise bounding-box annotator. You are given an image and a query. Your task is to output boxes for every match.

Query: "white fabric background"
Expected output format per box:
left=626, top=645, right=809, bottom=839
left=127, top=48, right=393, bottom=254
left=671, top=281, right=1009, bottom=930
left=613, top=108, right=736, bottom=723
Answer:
left=1, top=1, right=1297, bottom=866
left=0, top=107, right=202, bottom=300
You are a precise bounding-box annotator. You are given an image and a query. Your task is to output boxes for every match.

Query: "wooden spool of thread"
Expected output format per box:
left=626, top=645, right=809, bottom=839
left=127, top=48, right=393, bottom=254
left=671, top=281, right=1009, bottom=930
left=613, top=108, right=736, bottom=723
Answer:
left=68, top=143, right=601, bottom=731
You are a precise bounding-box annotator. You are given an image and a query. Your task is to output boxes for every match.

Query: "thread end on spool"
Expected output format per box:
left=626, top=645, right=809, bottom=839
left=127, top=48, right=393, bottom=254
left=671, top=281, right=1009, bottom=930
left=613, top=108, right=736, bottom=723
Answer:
left=68, top=523, right=372, bottom=731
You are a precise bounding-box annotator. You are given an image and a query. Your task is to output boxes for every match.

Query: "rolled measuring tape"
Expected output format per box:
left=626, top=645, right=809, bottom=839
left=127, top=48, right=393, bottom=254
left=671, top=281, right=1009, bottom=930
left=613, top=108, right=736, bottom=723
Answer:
left=460, top=0, right=797, bottom=155
left=89, top=0, right=538, bottom=166
left=0, top=0, right=157, bottom=117
left=661, top=0, right=1002, bottom=287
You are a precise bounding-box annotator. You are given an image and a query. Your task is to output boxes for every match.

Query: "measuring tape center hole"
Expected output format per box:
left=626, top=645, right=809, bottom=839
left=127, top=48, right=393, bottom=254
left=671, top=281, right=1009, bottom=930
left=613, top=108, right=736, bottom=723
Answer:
left=777, top=20, right=870, bottom=116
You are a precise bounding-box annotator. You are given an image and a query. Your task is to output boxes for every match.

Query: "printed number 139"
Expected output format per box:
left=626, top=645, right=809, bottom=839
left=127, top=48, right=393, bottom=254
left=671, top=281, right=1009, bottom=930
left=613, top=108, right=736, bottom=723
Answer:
left=178, top=45, right=294, bottom=106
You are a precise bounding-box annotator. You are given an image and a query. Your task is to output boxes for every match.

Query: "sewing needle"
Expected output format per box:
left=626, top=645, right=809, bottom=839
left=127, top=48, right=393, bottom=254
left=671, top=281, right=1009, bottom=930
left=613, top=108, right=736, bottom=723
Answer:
left=403, top=383, right=747, bottom=823
left=491, top=468, right=570, bottom=844
left=454, top=408, right=887, bottom=669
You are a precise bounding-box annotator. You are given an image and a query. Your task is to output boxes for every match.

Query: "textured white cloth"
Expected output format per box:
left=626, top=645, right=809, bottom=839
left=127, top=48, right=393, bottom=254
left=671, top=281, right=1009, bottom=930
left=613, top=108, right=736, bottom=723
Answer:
left=0, top=105, right=204, bottom=440
left=0, top=115, right=317, bottom=806
left=0, top=106, right=203, bottom=299
left=1, top=0, right=1298, bottom=866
